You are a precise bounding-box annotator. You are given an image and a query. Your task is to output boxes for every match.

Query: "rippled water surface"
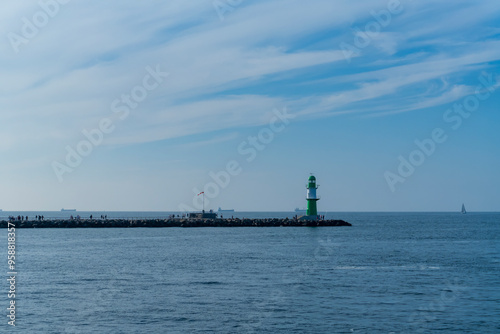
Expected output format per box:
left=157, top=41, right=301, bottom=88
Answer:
left=2, top=212, right=499, bottom=333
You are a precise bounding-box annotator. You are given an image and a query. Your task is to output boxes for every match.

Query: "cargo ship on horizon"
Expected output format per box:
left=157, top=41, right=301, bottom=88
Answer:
left=218, top=207, right=234, bottom=213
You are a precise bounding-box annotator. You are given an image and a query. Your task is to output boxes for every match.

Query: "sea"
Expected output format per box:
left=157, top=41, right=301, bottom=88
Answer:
left=0, top=212, right=498, bottom=333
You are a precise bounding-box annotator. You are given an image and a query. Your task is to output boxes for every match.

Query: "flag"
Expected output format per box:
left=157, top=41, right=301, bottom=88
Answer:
left=197, top=192, right=204, bottom=196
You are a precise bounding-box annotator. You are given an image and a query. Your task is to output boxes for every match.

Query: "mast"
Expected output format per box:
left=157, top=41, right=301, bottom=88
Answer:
left=197, top=191, right=205, bottom=212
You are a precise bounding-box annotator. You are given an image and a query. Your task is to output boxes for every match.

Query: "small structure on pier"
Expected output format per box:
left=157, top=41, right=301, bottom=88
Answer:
left=188, top=211, right=217, bottom=219
left=188, top=191, right=218, bottom=219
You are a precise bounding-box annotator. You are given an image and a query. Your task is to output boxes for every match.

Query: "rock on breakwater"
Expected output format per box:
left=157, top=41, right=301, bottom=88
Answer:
left=0, top=218, right=351, bottom=228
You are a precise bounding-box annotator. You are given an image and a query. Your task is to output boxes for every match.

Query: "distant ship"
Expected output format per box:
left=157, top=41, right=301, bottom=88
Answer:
left=294, top=208, right=307, bottom=213
left=61, top=209, right=76, bottom=212
left=461, top=204, right=467, bottom=214
left=218, top=207, right=234, bottom=212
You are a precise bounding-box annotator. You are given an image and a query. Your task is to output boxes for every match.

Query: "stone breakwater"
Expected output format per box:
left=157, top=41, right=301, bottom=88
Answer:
left=0, top=218, right=351, bottom=228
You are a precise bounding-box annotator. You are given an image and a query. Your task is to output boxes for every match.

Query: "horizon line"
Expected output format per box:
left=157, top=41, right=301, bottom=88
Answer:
left=1, top=210, right=499, bottom=213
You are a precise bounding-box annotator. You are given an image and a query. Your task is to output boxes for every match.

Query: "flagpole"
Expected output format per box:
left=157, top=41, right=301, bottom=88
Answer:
left=198, top=191, right=206, bottom=213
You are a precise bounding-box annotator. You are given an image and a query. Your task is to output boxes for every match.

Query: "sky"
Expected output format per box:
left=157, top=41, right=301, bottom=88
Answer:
left=1, top=0, right=499, bottom=212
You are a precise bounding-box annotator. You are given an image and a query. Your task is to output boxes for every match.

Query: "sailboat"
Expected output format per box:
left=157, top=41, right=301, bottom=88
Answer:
left=461, top=204, right=467, bottom=214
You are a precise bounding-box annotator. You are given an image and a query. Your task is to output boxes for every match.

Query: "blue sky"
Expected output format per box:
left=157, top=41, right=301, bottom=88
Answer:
left=1, top=0, right=499, bottom=211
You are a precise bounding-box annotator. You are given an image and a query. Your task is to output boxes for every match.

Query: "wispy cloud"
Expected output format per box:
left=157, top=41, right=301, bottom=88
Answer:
left=175, top=132, right=240, bottom=149
left=1, top=0, right=500, bottom=211
left=2, top=0, right=500, bottom=155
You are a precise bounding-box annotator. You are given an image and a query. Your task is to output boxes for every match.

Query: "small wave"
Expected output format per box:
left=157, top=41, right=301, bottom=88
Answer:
left=401, top=291, right=426, bottom=295
left=192, top=281, right=223, bottom=285
left=332, top=265, right=441, bottom=271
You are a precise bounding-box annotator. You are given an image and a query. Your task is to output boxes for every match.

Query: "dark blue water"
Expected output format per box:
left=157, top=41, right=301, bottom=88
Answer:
left=1, top=213, right=499, bottom=333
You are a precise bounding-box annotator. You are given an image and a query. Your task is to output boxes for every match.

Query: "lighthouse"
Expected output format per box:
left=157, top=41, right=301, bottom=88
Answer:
left=306, top=175, right=319, bottom=217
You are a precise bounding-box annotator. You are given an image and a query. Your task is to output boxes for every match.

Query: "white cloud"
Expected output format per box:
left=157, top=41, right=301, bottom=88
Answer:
left=1, top=0, right=500, bottom=158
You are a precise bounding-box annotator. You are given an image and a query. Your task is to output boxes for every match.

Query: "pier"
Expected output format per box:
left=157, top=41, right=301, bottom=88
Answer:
left=0, top=217, right=351, bottom=228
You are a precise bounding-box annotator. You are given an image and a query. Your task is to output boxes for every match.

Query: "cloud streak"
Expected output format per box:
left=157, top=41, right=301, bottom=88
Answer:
left=1, top=0, right=500, bottom=170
